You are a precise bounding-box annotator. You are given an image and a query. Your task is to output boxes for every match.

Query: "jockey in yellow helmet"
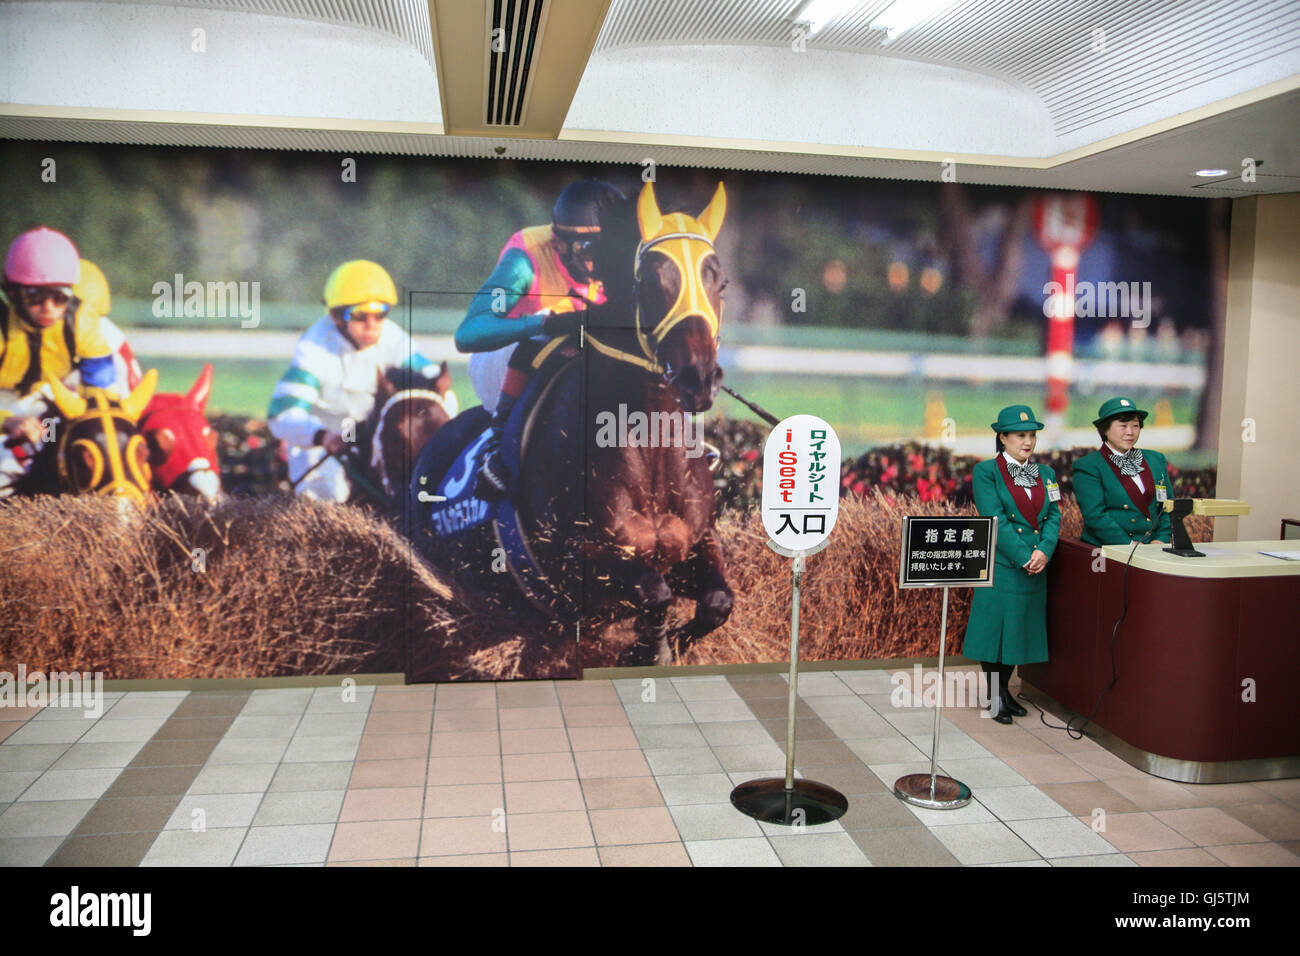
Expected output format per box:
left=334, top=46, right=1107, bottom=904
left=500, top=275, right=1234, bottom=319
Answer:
left=75, top=258, right=145, bottom=394
left=268, top=260, right=452, bottom=502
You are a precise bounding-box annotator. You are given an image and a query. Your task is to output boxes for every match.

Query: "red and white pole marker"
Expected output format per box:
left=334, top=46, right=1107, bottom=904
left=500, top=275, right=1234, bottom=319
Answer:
left=1034, top=194, right=1098, bottom=448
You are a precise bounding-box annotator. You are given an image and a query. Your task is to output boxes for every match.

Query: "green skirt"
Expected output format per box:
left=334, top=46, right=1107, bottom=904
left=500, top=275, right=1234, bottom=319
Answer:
left=961, top=582, right=1049, bottom=665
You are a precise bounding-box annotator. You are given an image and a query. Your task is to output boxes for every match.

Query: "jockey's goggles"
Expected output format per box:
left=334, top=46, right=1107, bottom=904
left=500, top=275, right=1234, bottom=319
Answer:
left=555, top=232, right=598, bottom=261
left=14, top=285, right=74, bottom=307
left=340, top=301, right=390, bottom=323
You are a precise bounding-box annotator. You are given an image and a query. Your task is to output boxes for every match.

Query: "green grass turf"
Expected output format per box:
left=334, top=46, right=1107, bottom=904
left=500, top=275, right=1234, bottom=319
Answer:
left=139, top=356, right=284, bottom=419
left=717, top=368, right=1201, bottom=441
left=140, top=355, right=1209, bottom=465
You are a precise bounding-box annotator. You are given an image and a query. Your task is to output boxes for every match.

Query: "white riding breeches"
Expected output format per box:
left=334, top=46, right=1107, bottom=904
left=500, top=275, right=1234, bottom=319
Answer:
left=467, top=344, right=518, bottom=414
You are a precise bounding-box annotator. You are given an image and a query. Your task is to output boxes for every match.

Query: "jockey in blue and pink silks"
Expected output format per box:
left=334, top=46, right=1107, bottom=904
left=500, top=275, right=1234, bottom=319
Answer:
left=455, top=180, right=623, bottom=499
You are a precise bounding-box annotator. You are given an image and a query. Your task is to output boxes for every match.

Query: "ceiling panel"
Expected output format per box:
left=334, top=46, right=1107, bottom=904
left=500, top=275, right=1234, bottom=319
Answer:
left=85, top=0, right=436, bottom=64
left=592, top=0, right=1300, bottom=142
left=2, top=1, right=440, bottom=122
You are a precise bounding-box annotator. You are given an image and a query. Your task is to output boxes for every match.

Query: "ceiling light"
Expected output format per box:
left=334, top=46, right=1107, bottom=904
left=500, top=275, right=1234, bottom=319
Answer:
left=796, top=0, right=857, bottom=36
left=1194, top=169, right=1229, bottom=177
left=870, top=0, right=952, bottom=44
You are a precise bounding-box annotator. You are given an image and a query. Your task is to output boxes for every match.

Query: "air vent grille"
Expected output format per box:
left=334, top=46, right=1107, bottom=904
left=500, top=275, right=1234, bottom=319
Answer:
left=485, top=0, right=548, bottom=126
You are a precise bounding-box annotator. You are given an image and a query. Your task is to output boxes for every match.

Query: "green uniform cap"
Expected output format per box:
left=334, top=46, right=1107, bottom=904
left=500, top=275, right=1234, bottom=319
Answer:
left=1092, top=397, right=1148, bottom=427
left=990, top=405, right=1045, bottom=432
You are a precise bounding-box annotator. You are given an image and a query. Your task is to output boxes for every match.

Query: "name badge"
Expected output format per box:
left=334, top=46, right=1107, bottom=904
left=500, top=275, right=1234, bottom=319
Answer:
left=1046, top=481, right=1061, bottom=502
left=1155, top=482, right=1168, bottom=503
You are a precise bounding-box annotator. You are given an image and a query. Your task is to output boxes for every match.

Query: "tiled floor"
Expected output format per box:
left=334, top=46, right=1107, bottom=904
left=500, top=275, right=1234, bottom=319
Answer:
left=1, top=667, right=1297, bottom=867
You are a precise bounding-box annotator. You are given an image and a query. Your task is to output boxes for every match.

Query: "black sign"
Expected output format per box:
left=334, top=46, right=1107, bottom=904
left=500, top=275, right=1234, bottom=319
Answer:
left=898, top=516, right=997, bottom=589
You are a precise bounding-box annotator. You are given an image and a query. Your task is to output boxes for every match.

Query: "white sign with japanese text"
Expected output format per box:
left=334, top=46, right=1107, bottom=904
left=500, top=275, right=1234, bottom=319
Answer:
left=761, top=414, right=841, bottom=552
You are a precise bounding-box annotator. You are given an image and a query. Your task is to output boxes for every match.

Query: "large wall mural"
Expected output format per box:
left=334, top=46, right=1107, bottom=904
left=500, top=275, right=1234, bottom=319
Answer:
left=0, top=142, right=1226, bottom=680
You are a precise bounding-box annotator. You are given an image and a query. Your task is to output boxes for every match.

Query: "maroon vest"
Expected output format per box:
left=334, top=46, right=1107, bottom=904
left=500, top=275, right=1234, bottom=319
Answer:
left=996, top=455, right=1041, bottom=530
left=1101, top=446, right=1155, bottom=514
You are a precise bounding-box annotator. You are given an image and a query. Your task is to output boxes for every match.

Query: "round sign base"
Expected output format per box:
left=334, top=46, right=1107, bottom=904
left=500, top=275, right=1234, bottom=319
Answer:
left=893, top=772, right=972, bottom=809
left=730, top=778, right=848, bottom=825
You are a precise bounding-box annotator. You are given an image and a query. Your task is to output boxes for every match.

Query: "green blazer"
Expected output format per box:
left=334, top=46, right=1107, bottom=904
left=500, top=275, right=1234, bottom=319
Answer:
left=1073, top=448, right=1172, bottom=547
left=961, top=458, right=1061, bottom=665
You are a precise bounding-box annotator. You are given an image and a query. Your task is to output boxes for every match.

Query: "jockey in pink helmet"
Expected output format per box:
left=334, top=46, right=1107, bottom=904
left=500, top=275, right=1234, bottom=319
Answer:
left=0, top=227, right=117, bottom=495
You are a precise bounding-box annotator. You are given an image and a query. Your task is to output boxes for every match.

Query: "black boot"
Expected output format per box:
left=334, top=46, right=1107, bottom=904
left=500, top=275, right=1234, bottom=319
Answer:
left=983, top=664, right=1012, bottom=724
left=1001, top=663, right=1027, bottom=716
left=475, top=393, right=516, bottom=501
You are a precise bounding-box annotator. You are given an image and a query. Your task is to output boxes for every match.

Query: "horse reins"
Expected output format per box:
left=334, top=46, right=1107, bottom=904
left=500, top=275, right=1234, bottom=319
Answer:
left=560, top=229, right=718, bottom=380
left=720, top=385, right=780, bottom=427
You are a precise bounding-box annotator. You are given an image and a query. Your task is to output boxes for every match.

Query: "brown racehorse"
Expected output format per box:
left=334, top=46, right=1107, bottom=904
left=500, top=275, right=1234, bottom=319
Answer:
left=368, top=362, right=456, bottom=510
left=524, top=181, right=734, bottom=665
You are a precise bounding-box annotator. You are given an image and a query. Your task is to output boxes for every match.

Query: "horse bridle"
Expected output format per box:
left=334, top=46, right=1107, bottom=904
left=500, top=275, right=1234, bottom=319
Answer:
left=370, top=387, right=457, bottom=495
left=56, top=389, right=150, bottom=503
left=575, top=227, right=723, bottom=384
left=632, top=230, right=722, bottom=365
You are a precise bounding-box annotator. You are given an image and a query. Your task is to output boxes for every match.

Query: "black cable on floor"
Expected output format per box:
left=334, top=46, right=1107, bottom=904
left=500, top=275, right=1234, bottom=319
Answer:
left=1026, top=536, right=1146, bottom=740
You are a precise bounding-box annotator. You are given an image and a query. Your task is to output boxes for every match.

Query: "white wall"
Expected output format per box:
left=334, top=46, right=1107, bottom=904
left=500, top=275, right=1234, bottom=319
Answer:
left=1214, top=193, right=1300, bottom=542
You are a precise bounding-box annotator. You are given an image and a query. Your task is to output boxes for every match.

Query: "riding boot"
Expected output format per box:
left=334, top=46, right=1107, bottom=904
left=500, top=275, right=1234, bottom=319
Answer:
left=475, top=392, right=517, bottom=501
left=1001, top=663, right=1027, bottom=716
left=983, top=662, right=1012, bottom=724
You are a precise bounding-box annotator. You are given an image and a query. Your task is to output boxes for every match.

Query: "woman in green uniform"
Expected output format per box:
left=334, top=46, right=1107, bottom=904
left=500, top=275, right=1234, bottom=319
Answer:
left=962, top=405, right=1062, bottom=724
left=1073, top=397, right=1172, bottom=547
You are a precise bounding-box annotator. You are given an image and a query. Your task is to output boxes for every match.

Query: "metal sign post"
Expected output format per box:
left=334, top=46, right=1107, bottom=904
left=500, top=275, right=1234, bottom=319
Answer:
left=730, top=538, right=847, bottom=824
left=731, top=414, right=847, bottom=826
left=892, top=584, right=971, bottom=809
left=893, top=515, right=999, bottom=810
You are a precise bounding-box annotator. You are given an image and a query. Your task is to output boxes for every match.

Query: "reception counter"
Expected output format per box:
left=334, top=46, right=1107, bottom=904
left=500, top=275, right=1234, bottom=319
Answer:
left=1019, top=538, right=1300, bottom=783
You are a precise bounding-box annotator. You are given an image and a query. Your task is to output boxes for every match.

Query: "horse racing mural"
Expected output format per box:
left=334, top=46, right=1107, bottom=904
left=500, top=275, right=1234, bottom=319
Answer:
left=0, top=140, right=1226, bottom=681
left=406, top=184, right=733, bottom=675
